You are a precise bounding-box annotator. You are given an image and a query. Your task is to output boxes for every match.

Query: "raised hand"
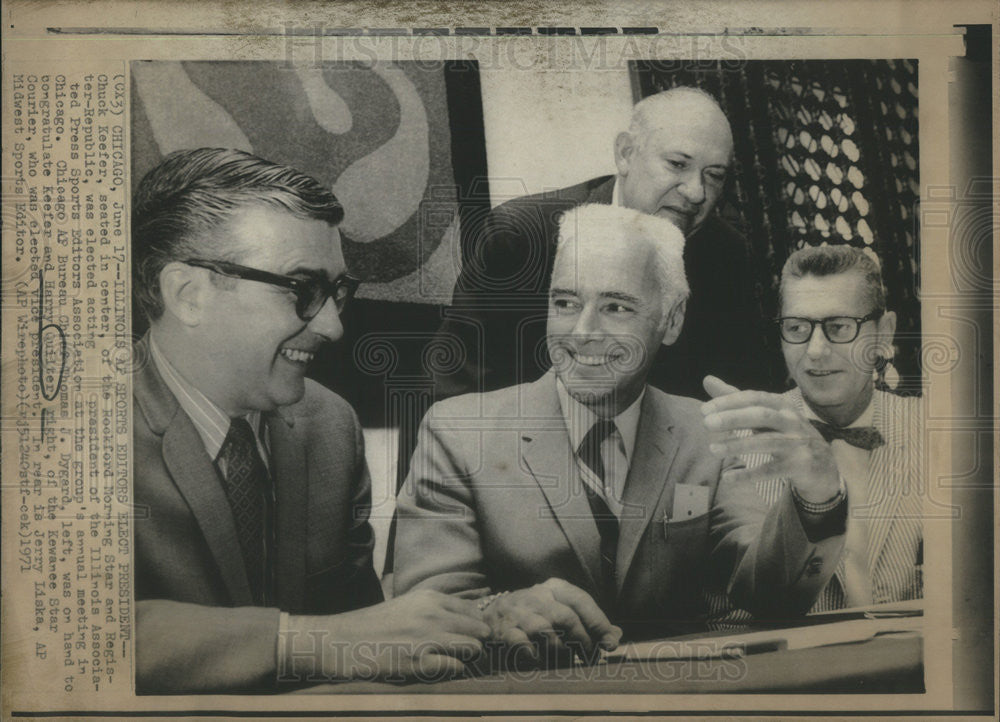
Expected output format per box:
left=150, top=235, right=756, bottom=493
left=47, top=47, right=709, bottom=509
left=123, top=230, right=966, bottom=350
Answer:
left=700, top=375, right=840, bottom=504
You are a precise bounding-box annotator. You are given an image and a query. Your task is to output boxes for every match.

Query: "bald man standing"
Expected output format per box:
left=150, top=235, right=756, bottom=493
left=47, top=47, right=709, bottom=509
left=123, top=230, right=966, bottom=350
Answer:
left=432, top=87, right=775, bottom=402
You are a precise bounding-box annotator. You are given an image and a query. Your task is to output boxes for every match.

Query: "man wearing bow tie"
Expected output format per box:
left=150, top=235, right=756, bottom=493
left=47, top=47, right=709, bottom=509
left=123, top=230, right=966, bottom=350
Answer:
left=704, top=244, right=923, bottom=614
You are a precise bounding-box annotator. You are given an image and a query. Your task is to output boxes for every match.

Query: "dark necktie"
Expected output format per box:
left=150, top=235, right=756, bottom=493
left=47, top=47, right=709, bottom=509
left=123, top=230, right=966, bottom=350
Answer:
left=217, top=417, right=271, bottom=605
left=577, top=419, right=620, bottom=604
left=809, top=419, right=885, bottom=450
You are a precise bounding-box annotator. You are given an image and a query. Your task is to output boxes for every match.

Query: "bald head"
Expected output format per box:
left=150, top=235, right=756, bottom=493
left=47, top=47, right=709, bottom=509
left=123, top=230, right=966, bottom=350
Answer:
left=614, top=87, right=734, bottom=236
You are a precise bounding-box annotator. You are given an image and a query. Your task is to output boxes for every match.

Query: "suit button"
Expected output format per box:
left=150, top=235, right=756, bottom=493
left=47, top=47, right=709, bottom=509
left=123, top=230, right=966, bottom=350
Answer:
left=806, top=558, right=823, bottom=576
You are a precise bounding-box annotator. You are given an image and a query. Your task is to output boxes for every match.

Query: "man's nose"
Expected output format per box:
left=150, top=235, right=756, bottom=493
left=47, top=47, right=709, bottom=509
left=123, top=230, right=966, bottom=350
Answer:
left=805, top=324, right=830, bottom=358
left=306, top=297, right=345, bottom=342
left=677, top=170, right=706, bottom=205
left=571, top=305, right=603, bottom=339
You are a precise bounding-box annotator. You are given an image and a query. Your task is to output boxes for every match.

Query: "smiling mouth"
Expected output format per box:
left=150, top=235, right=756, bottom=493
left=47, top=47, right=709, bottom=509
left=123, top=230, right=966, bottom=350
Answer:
left=566, top=348, right=624, bottom=367
left=279, top=347, right=316, bottom=365
left=805, top=369, right=841, bottom=377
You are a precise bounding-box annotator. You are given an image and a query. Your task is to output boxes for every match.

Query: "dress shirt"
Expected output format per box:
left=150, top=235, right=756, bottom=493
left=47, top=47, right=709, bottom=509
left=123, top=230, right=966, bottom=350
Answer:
left=802, top=399, right=876, bottom=607
left=556, top=378, right=643, bottom=517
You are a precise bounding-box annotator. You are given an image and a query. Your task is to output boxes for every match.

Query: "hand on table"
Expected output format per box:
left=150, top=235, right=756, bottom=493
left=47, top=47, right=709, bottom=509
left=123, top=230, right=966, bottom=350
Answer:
left=481, top=578, right=622, bottom=668
left=700, top=375, right=840, bottom=504
left=286, top=589, right=490, bottom=682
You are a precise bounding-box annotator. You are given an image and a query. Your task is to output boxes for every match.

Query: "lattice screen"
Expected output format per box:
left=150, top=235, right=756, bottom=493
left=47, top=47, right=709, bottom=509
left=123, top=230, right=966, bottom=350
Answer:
left=634, top=59, right=921, bottom=393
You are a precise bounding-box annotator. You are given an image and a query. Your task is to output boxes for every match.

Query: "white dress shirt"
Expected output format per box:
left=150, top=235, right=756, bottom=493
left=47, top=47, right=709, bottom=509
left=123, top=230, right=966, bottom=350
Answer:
left=556, top=378, right=643, bottom=518
left=803, top=400, right=877, bottom=607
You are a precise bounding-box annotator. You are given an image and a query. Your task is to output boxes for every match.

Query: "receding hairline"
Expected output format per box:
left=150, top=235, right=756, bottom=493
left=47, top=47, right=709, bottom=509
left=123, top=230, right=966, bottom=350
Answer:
left=631, top=88, right=730, bottom=130
left=779, top=245, right=887, bottom=314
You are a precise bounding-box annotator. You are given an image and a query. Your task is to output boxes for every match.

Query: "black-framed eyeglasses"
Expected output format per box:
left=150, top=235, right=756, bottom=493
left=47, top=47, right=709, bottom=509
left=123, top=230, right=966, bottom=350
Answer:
left=183, top=258, right=360, bottom=321
left=775, top=313, right=882, bottom=344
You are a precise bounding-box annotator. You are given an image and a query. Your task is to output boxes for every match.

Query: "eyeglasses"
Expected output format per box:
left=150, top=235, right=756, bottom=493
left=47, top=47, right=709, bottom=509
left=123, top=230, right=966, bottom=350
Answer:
left=775, top=313, right=882, bottom=344
left=183, top=258, right=360, bottom=321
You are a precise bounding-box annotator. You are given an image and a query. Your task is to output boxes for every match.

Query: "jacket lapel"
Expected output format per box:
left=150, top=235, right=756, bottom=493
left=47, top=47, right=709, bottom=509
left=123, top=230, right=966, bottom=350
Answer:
left=133, top=335, right=253, bottom=605
left=616, top=391, right=679, bottom=593
left=518, top=375, right=602, bottom=592
left=586, top=175, right=616, bottom=205
left=268, top=409, right=308, bottom=610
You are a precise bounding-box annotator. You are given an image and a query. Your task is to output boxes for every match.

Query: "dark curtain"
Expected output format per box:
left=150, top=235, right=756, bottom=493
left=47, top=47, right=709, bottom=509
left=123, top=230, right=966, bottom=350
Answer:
left=633, top=59, right=921, bottom=394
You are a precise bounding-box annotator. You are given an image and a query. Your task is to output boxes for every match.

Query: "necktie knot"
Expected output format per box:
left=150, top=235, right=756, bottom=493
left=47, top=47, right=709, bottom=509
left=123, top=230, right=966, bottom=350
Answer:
left=578, top=419, right=618, bottom=481
left=809, top=419, right=885, bottom=450
left=222, top=417, right=258, bottom=454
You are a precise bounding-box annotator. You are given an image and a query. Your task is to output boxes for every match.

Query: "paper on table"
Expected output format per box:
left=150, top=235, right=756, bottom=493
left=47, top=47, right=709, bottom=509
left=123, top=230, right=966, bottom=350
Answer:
left=607, top=614, right=923, bottom=662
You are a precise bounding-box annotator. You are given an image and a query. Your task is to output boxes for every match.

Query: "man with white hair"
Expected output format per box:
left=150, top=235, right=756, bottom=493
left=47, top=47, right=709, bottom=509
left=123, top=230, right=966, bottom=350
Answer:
left=432, top=86, right=774, bottom=402
left=394, top=204, right=841, bottom=660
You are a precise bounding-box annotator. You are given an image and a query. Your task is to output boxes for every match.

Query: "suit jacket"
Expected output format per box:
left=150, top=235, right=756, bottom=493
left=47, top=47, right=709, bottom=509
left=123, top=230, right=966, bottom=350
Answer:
left=752, top=388, right=924, bottom=611
left=393, top=373, right=843, bottom=638
left=133, top=336, right=382, bottom=692
left=433, top=175, right=778, bottom=401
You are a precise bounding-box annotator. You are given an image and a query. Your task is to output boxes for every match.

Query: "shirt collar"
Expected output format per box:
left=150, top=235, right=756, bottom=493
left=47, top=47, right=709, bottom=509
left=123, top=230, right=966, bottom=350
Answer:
left=555, top=377, right=644, bottom=462
left=611, top=177, right=623, bottom=207
left=801, top=394, right=875, bottom=429
left=148, top=330, right=264, bottom=461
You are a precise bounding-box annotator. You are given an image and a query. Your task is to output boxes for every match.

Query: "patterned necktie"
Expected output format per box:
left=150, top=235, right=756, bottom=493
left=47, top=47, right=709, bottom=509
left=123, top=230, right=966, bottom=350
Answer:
left=217, top=418, right=270, bottom=605
left=577, top=419, right=620, bottom=604
left=809, top=419, right=885, bottom=450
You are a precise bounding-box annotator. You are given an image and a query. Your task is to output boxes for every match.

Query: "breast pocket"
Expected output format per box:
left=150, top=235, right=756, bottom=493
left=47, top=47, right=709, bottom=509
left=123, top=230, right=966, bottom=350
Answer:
left=649, top=512, right=712, bottom=607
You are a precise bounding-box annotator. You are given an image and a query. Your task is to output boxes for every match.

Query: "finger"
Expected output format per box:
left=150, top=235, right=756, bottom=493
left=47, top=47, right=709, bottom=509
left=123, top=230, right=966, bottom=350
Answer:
left=544, top=580, right=615, bottom=643
left=497, top=622, right=539, bottom=663
left=701, top=389, right=791, bottom=416
left=709, top=431, right=812, bottom=457
left=703, top=375, right=740, bottom=399
left=413, top=652, right=468, bottom=681
left=434, top=593, right=486, bottom=618
left=429, top=634, right=486, bottom=662
left=721, top=461, right=787, bottom=485
left=437, top=609, right=493, bottom=641
left=703, top=406, right=799, bottom=434
left=600, top=625, right=624, bottom=650
left=511, top=610, right=564, bottom=652
left=542, top=602, right=596, bottom=653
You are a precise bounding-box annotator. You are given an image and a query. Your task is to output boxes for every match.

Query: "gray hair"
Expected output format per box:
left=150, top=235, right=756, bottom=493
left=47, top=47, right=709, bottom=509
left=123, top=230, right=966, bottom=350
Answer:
left=779, top=244, right=887, bottom=315
left=132, top=147, right=344, bottom=322
left=554, top=203, right=689, bottom=322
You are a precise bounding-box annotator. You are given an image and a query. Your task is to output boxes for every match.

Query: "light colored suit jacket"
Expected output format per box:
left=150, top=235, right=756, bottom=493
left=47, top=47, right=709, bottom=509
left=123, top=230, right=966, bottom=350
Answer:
left=394, top=373, right=844, bottom=636
left=754, top=388, right=924, bottom=611
left=132, top=336, right=382, bottom=692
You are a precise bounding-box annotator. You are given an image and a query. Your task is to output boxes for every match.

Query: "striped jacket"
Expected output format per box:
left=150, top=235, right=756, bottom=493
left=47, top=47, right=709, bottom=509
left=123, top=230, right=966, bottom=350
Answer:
left=750, top=388, right=924, bottom=612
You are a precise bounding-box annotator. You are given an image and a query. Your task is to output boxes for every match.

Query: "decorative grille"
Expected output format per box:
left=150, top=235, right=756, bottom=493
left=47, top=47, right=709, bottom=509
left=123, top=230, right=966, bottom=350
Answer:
left=634, top=59, right=921, bottom=393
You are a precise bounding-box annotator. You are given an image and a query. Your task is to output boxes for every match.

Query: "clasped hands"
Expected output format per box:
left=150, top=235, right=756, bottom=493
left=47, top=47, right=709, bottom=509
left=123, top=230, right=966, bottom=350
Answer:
left=477, top=578, right=622, bottom=669
left=304, top=579, right=621, bottom=682
left=700, top=375, right=840, bottom=504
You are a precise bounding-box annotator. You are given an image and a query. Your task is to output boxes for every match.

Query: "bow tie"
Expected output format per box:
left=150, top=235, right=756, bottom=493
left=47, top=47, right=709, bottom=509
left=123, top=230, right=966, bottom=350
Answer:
left=809, top=419, right=885, bottom=450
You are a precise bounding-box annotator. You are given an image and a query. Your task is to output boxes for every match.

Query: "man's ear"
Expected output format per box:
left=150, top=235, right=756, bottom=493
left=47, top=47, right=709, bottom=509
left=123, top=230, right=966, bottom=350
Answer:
left=876, top=310, right=897, bottom=356
left=660, top=298, right=687, bottom=347
left=159, top=262, right=207, bottom=327
left=613, top=131, right=636, bottom=176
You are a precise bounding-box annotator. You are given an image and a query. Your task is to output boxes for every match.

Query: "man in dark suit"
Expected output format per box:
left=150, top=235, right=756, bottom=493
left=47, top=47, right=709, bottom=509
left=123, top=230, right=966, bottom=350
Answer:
left=434, top=86, right=774, bottom=402
left=132, top=148, right=489, bottom=692
left=395, top=204, right=846, bottom=660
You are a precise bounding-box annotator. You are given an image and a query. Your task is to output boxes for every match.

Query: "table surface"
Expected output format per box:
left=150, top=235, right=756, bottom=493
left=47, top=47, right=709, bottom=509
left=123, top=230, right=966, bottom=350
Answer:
left=297, top=631, right=923, bottom=695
